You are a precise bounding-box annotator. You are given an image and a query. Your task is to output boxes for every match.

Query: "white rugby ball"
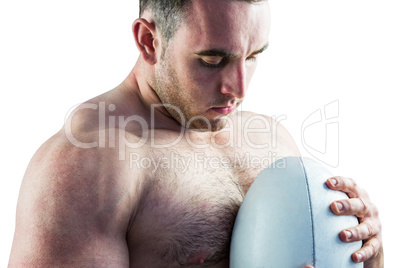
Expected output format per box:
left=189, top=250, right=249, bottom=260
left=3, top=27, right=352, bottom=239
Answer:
left=230, top=157, right=362, bottom=267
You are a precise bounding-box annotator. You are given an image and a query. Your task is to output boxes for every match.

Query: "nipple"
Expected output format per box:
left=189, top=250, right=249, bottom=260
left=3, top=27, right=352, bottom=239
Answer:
left=185, top=251, right=210, bottom=265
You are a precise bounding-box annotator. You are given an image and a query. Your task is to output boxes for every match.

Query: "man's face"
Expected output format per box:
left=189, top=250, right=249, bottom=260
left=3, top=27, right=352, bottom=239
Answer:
left=153, top=0, right=271, bottom=131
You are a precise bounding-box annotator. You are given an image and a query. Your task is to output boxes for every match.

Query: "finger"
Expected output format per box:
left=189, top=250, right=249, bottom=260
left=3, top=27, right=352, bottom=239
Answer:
left=326, top=176, right=369, bottom=199
left=339, top=220, right=379, bottom=242
left=351, top=235, right=382, bottom=263
left=304, top=266, right=314, bottom=268
left=330, top=197, right=370, bottom=217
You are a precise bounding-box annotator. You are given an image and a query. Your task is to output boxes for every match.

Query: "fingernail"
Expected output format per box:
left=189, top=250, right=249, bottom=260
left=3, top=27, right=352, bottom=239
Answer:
left=330, top=178, right=338, bottom=186
left=336, top=202, right=344, bottom=212
left=355, top=253, right=363, bottom=262
left=345, top=230, right=352, bottom=239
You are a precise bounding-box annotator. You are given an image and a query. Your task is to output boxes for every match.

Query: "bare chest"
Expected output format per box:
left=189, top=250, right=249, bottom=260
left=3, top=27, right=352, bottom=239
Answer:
left=127, top=145, right=269, bottom=267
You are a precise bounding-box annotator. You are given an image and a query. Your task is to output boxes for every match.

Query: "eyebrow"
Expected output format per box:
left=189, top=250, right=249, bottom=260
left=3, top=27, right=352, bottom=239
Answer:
left=195, top=42, right=269, bottom=58
left=250, top=42, right=269, bottom=56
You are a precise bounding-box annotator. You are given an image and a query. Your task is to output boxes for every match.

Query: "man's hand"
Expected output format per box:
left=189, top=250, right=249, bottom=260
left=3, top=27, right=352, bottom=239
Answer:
left=326, top=176, right=384, bottom=267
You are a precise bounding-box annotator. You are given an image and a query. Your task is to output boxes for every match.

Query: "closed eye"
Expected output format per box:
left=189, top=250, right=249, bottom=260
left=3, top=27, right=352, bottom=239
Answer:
left=246, top=56, right=257, bottom=62
left=200, top=56, right=257, bottom=68
left=200, top=57, right=226, bottom=68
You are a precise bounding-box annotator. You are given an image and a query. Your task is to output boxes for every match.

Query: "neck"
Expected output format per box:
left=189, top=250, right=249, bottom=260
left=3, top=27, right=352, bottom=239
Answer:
left=119, top=58, right=183, bottom=132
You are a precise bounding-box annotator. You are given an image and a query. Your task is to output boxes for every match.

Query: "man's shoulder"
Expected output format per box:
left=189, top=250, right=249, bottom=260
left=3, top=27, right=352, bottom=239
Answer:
left=20, top=130, right=140, bottom=226
left=231, top=110, right=285, bottom=132
left=10, top=133, right=134, bottom=266
left=31, top=132, right=105, bottom=175
left=25, top=131, right=138, bottom=195
left=230, top=110, right=300, bottom=156
left=62, top=92, right=147, bottom=147
left=63, top=100, right=107, bottom=136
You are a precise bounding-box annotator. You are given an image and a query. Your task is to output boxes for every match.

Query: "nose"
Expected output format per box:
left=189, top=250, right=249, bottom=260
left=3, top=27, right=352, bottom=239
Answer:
left=220, top=62, right=247, bottom=99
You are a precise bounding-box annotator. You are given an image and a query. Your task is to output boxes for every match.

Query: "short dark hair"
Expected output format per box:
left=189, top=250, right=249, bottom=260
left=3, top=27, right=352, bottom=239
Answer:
left=140, top=0, right=188, bottom=44
left=140, top=0, right=266, bottom=45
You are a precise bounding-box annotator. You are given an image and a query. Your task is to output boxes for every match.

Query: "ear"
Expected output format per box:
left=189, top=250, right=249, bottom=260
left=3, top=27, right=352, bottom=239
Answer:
left=133, top=18, right=158, bottom=65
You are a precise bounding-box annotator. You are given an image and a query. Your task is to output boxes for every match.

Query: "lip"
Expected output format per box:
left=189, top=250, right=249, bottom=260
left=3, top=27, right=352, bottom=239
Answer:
left=210, top=105, right=236, bottom=115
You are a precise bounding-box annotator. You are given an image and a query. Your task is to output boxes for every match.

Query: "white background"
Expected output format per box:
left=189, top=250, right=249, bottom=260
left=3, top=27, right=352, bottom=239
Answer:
left=1, top=0, right=401, bottom=266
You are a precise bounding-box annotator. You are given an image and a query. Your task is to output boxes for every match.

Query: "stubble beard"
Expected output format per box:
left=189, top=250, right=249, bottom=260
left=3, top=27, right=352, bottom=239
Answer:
left=154, top=56, right=228, bottom=132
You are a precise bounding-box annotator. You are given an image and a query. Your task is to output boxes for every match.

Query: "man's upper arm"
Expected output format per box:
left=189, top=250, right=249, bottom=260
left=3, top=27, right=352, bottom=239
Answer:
left=9, top=140, right=133, bottom=267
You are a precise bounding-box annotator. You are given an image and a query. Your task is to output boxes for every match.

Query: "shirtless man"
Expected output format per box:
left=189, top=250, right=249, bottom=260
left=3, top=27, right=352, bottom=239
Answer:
left=9, top=0, right=383, bottom=267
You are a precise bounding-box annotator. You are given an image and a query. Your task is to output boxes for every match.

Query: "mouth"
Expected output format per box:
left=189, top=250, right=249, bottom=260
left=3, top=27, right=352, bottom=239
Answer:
left=210, top=104, right=236, bottom=115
